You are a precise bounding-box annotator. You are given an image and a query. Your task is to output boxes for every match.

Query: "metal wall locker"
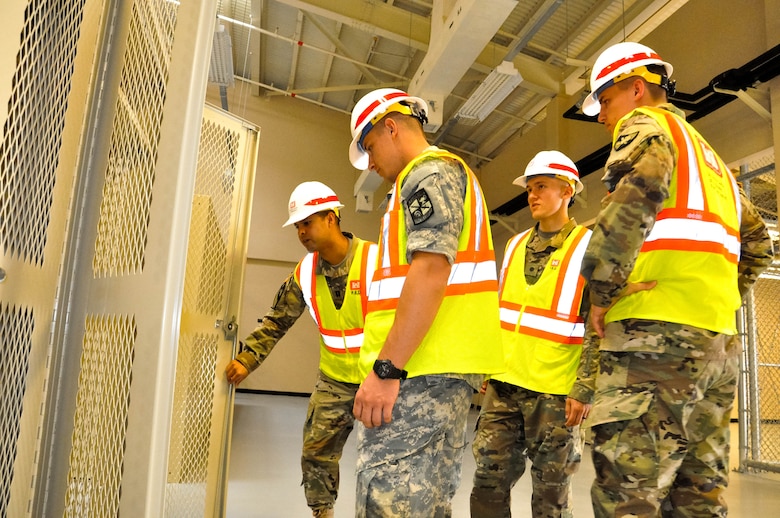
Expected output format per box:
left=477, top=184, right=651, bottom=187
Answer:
left=0, top=0, right=257, bottom=516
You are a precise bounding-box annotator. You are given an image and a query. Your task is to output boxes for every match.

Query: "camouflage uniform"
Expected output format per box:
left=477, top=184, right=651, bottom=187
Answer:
left=580, top=104, right=774, bottom=517
left=356, top=148, right=485, bottom=517
left=471, top=222, right=598, bottom=518
left=236, top=233, right=363, bottom=515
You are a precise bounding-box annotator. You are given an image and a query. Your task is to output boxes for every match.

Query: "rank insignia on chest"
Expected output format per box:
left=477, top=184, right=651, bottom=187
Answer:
left=350, top=280, right=361, bottom=293
left=550, top=259, right=560, bottom=270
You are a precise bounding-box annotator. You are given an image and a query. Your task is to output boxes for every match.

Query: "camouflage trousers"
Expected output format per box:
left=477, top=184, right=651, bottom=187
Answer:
left=355, top=375, right=473, bottom=518
left=301, top=371, right=359, bottom=514
left=587, top=343, right=738, bottom=518
left=471, top=380, right=582, bottom=518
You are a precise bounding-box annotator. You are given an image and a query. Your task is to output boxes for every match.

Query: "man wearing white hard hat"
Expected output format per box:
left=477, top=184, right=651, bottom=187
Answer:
left=225, top=181, right=378, bottom=518
left=347, top=88, right=504, bottom=516
left=579, top=42, right=773, bottom=516
left=471, top=150, right=595, bottom=517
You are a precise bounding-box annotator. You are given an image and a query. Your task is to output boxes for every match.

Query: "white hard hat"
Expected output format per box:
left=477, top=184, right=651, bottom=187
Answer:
left=348, top=88, right=427, bottom=170
left=582, top=41, right=673, bottom=116
left=283, top=181, right=344, bottom=227
left=513, top=150, right=584, bottom=194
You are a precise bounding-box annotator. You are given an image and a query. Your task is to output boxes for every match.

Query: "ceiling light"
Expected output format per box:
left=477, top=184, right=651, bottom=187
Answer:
left=455, top=60, right=523, bottom=125
left=209, top=23, right=235, bottom=87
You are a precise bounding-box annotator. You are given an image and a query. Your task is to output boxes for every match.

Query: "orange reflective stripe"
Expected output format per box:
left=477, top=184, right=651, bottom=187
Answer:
left=445, top=279, right=498, bottom=296
left=455, top=248, right=496, bottom=263
left=661, top=110, right=692, bottom=209
left=518, top=326, right=584, bottom=345
left=320, top=327, right=363, bottom=337
left=642, top=239, right=739, bottom=263
left=324, top=345, right=362, bottom=354
left=307, top=252, right=323, bottom=330
left=551, top=228, right=588, bottom=315
left=359, top=243, right=370, bottom=317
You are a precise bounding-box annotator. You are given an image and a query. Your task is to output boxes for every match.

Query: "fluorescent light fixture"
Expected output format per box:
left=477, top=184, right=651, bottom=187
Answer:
left=209, top=23, right=235, bottom=87
left=455, top=60, right=523, bottom=125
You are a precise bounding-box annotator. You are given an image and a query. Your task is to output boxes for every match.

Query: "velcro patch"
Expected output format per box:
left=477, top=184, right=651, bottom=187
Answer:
left=614, top=130, right=639, bottom=151
left=407, top=188, right=434, bottom=225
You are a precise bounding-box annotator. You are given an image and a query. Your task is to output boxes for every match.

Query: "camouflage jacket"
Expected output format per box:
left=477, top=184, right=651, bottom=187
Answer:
left=235, top=232, right=359, bottom=372
left=524, top=219, right=597, bottom=404
left=581, top=103, right=774, bottom=356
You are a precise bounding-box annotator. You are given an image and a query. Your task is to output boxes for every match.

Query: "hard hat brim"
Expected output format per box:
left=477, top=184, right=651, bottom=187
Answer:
left=282, top=202, right=345, bottom=227
left=513, top=173, right=584, bottom=193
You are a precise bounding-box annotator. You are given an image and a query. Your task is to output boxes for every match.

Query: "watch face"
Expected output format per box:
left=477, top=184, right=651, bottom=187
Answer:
left=375, top=360, right=390, bottom=378
left=374, top=360, right=394, bottom=379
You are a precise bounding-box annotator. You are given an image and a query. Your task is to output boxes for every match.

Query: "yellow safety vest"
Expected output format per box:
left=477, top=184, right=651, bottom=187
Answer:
left=494, top=226, right=591, bottom=394
left=360, top=149, right=504, bottom=378
left=296, top=238, right=378, bottom=384
left=606, top=106, right=742, bottom=334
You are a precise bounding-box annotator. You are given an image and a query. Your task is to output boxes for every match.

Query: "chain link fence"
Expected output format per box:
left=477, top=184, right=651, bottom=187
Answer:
left=736, top=150, right=779, bottom=473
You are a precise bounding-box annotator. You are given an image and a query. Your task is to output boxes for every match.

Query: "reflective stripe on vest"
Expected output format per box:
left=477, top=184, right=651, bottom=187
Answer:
left=498, top=226, right=591, bottom=345
left=640, top=109, right=741, bottom=263
left=368, top=151, right=498, bottom=312
left=297, top=241, right=377, bottom=353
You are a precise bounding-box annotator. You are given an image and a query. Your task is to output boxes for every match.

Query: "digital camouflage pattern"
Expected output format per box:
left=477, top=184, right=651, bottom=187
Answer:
left=235, top=232, right=356, bottom=372
left=471, top=380, right=582, bottom=518
left=399, top=149, right=467, bottom=266
left=302, top=372, right=359, bottom=514
left=581, top=103, right=773, bottom=517
left=234, top=233, right=363, bottom=514
left=355, top=150, right=489, bottom=516
left=355, top=376, right=473, bottom=518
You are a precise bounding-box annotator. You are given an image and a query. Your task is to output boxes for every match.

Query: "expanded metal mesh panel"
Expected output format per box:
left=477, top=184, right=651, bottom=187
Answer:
left=64, top=314, right=135, bottom=517
left=182, top=121, right=239, bottom=315
left=0, top=0, right=86, bottom=266
left=93, top=0, right=178, bottom=277
left=0, top=304, right=34, bottom=517
left=165, top=113, right=243, bottom=515
left=165, top=332, right=219, bottom=517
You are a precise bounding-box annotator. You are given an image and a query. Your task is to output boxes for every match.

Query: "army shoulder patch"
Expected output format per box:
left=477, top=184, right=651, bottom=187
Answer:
left=614, top=130, right=639, bottom=151
left=407, top=188, right=434, bottom=225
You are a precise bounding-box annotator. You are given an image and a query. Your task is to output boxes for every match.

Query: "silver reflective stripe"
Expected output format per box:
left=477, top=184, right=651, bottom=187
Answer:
left=645, top=218, right=740, bottom=256
left=448, top=260, right=498, bottom=285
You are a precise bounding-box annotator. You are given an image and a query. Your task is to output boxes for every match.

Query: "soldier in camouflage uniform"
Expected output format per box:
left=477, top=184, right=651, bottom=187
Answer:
left=225, top=181, right=377, bottom=518
left=471, top=151, right=597, bottom=518
left=347, top=88, right=504, bottom=517
left=579, top=42, right=774, bottom=517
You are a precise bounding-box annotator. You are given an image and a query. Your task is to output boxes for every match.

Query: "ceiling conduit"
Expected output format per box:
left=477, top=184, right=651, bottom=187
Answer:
left=492, top=43, right=780, bottom=219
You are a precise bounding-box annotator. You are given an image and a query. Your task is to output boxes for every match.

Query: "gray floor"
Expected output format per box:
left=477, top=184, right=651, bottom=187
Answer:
left=227, top=392, right=780, bottom=517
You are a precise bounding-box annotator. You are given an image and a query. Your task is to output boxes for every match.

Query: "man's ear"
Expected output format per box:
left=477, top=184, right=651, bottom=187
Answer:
left=385, top=116, right=397, bottom=136
left=633, top=78, right=646, bottom=100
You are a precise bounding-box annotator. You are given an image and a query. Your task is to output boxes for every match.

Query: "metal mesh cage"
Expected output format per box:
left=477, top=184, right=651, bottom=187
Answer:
left=63, top=314, right=136, bottom=517
left=182, top=120, right=239, bottom=315
left=0, top=0, right=86, bottom=266
left=92, top=0, right=178, bottom=277
left=165, top=332, right=219, bottom=517
left=0, top=304, right=34, bottom=517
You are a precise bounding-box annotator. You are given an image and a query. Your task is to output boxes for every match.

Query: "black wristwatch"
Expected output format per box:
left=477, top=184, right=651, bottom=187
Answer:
left=373, top=359, right=408, bottom=380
